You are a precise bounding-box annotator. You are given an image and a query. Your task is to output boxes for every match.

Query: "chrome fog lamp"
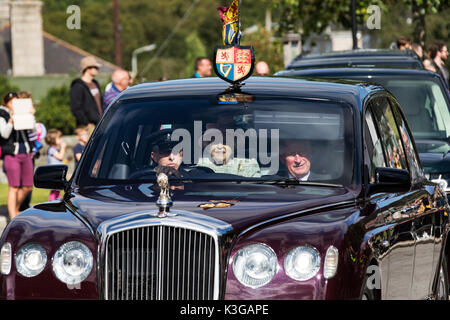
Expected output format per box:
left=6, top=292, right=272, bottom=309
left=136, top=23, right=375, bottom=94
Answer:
left=15, top=243, right=47, bottom=277
left=284, top=246, right=320, bottom=281
left=52, top=241, right=93, bottom=285
left=323, top=246, right=339, bottom=279
left=232, top=244, right=278, bottom=288
left=1, top=242, right=12, bottom=275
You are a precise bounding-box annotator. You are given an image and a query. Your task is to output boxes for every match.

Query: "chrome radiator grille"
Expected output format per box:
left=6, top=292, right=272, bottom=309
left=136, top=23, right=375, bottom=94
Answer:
left=105, top=226, right=216, bottom=300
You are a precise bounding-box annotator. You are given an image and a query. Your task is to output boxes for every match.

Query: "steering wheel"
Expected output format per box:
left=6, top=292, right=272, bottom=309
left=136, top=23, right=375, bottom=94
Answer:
left=128, top=167, right=157, bottom=179
left=128, top=165, right=215, bottom=180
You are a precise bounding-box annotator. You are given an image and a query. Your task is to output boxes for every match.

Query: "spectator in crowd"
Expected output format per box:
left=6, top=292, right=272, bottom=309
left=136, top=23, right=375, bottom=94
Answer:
left=397, top=36, right=412, bottom=50
left=411, top=43, right=423, bottom=60
left=17, top=91, right=39, bottom=211
left=192, top=57, right=212, bottom=78
left=255, top=61, right=270, bottom=76
left=73, top=126, right=89, bottom=169
left=423, top=46, right=437, bottom=72
left=429, top=41, right=449, bottom=87
left=70, top=56, right=104, bottom=132
left=103, top=69, right=132, bottom=109
left=0, top=92, right=34, bottom=220
left=45, top=129, right=66, bottom=201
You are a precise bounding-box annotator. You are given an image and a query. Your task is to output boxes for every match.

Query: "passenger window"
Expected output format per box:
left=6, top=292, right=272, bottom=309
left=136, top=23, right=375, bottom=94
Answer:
left=369, top=97, right=408, bottom=171
left=390, top=98, right=424, bottom=182
left=364, top=109, right=386, bottom=183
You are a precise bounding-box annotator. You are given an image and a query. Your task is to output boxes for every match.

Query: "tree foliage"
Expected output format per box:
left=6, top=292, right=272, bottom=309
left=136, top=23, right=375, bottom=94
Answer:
left=274, top=0, right=449, bottom=47
left=402, top=0, right=450, bottom=45
left=35, top=85, right=76, bottom=135
left=43, top=0, right=222, bottom=80
left=40, top=0, right=450, bottom=82
left=41, top=0, right=286, bottom=81
left=0, top=76, right=19, bottom=99
left=273, top=0, right=386, bottom=36
left=241, top=25, right=284, bottom=74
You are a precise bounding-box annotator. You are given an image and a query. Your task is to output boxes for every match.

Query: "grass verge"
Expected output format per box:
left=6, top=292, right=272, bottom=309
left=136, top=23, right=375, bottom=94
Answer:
left=0, top=184, right=55, bottom=206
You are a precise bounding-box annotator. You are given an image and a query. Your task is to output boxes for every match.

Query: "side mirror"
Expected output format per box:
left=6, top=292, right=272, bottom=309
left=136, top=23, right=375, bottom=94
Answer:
left=34, top=165, right=68, bottom=190
left=368, top=167, right=411, bottom=195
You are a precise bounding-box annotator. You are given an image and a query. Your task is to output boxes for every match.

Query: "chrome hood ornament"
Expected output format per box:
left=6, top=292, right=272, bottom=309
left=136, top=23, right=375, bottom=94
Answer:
left=154, top=173, right=175, bottom=218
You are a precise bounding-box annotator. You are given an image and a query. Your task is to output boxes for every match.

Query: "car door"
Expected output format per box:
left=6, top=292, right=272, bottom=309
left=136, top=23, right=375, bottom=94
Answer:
left=390, top=97, right=439, bottom=299
left=365, top=96, right=416, bottom=299
left=363, top=102, right=391, bottom=297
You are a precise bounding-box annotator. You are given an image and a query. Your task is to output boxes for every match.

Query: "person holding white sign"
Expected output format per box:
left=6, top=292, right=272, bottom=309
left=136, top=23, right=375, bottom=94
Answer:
left=0, top=92, right=35, bottom=221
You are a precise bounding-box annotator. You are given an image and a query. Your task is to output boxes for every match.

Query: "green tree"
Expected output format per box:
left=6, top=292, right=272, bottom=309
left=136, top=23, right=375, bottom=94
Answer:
left=185, top=32, right=207, bottom=77
left=274, top=0, right=385, bottom=36
left=274, top=0, right=449, bottom=47
left=403, top=0, right=449, bottom=46
left=0, top=76, right=19, bottom=99
left=241, top=25, right=284, bottom=74
left=36, top=85, right=76, bottom=136
left=42, top=0, right=259, bottom=80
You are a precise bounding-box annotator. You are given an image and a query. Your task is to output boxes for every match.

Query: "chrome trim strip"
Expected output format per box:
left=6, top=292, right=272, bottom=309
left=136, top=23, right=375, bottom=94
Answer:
left=98, top=209, right=233, bottom=300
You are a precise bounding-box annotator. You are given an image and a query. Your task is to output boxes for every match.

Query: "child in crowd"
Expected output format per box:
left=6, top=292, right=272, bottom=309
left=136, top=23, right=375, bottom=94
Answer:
left=45, top=129, right=66, bottom=201
left=73, top=126, right=89, bottom=168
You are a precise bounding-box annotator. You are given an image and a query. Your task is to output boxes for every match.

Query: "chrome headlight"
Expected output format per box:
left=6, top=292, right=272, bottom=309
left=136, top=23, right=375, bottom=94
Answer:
left=323, top=246, right=339, bottom=279
left=52, top=241, right=93, bottom=285
left=1, top=242, right=12, bottom=275
left=284, top=245, right=320, bottom=281
left=232, top=244, right=278, bottom=288
left=15, top=243, right=47, bottom=277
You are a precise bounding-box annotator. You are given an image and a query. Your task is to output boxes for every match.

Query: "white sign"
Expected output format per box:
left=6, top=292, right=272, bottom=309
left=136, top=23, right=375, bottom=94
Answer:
left=12, top=98, right=35, bottom=130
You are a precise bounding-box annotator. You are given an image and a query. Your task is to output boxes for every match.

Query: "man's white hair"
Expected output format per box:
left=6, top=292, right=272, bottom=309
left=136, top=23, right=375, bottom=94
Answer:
left=112, top=69, right=129, bottom=84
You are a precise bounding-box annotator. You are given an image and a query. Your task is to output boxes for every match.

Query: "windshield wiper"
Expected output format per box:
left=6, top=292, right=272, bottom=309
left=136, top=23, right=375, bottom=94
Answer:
left=252, top=178, right=344, bottom=188
left=162, top=177, right=344, bottom=188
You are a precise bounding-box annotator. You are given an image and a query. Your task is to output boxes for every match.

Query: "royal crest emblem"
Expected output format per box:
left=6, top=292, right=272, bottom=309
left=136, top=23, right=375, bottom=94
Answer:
left=214, top=45, right=254, bottom=85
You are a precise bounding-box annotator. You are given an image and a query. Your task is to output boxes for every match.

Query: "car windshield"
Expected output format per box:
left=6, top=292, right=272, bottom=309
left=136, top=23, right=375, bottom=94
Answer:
left=369, top=78, right=450, bottom=153
left=77, top=95, right=354, bottom=187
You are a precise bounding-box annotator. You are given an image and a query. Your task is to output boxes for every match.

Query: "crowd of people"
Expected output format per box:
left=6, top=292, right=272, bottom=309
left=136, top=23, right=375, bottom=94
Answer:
left=0, top=55, right=133, bottom=222
left=396, top=36, right=449, bottom=87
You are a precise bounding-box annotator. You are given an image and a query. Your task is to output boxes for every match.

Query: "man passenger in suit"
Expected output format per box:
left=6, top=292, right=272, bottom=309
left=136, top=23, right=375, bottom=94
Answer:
left=279, top=139, right=313, bottom=181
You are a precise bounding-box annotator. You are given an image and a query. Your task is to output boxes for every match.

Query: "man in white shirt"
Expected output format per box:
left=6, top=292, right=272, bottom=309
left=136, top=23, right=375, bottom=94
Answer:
left=280, top=140, right=312, bottom=181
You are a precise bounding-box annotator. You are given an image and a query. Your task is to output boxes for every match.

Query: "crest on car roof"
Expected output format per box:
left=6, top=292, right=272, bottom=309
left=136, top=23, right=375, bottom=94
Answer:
left=215, top=0, right=254, bottom=86
left=214, top=45, right=255, bottom=85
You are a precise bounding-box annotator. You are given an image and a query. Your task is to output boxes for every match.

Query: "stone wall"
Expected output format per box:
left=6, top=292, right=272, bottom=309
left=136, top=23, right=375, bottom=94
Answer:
left=0, top=0, right=9, bottom=26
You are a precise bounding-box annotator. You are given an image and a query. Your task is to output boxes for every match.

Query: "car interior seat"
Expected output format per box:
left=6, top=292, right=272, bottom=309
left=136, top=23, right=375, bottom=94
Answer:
left=390, top=86, right=435, bottom=133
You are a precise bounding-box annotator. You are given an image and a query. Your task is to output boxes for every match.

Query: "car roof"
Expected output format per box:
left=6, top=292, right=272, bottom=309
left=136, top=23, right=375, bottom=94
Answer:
left=119, top=77, right=385, bottom=111
left=293, top=49, right=419, bottom=60
left=276, top=67, right=442, bottom=80
left=286, top=49, right=423, bottom=70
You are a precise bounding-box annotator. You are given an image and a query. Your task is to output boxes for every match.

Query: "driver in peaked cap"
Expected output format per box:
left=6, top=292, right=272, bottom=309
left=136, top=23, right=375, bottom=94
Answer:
left=150, top=128, right=184, bottom=177
left=149, top=128, right=213, bottom=178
